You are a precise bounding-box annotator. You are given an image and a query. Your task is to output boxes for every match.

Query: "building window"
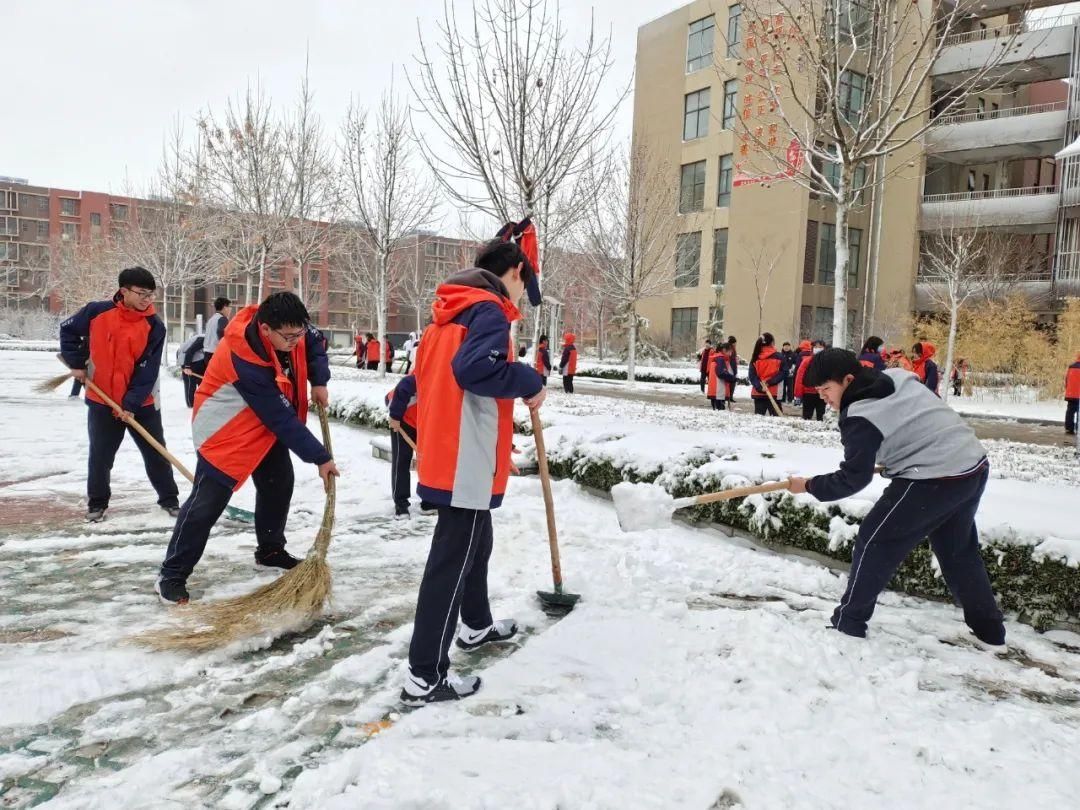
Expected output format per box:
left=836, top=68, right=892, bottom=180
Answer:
left=834, top=0, right=871, bottom=44
left=0, top=216, right=16, bottom=236
left=727, top=4, right=742, bottom=58
left=717, top=154, right=734, bottom=207
left=675, top=232, right=702, bottom=288
left=670, top=307, right=700, bottom=353
left=982, top=174, right=991, bottom=192
left=991, top=102, right=1000, bottom=117
left=722, top=79, right=739, bottom=129
left=713, top=228, right=728, bottom=285
left=683, top=88, right=711, bottom=141
left=813, top=306, right=834, bottom=344
left=799, top=305, right=813, bottom=338
left=967, top=170, right=976, bottom=192
left=0, top=190, right=15, bottom=211
left=60, top=198, right=79, bottom=217
left=36, top=220, right=49, bottom=241
left=90, top=213, right=102, bottom=227
left=838, top=70, right=867, bottom=119
left=687, top=15, right=715, bottom=73
left=811, top=146, right=868, bottom=203
left=817, top=223, right=863, bottom=286
left=109, top=203, right=129, bottom=221
left=61, top=222, right=78, bottom=240
left=679, top=160, right=707, bottom=213
left=977, top=97, right=986, bottom=118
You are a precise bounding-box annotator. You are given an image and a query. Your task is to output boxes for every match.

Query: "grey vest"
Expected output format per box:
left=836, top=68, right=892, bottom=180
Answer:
left=847, top=369, right=986, bottom=480
left=203, top=313, right=224, bottom=353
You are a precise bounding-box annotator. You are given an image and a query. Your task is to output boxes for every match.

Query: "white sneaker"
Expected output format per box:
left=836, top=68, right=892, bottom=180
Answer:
left=400, top=671, right=482, bottom=706
left=456, top=619, right=518, bottom=651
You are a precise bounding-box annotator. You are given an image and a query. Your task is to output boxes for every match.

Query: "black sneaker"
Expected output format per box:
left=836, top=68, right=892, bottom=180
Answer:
left=155, top=578, right=190, bottom=605
left=86, top=508, right=106, bottom=523
left=400, top=672, right=482, bottom=707
left=456, top=619, right=518, bottom=651
left=394, top=505, right=411, bottom=520
left=255, top=549, right=301, bottom=570
left=419, top=502, right=437, bottom=516
left=162, top=505, right=180, bottom=518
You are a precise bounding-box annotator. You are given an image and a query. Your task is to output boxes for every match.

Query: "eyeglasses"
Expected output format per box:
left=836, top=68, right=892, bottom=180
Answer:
left=125, top=287, right=155, bottom=301
left=273, top=328, right=306, bottom=342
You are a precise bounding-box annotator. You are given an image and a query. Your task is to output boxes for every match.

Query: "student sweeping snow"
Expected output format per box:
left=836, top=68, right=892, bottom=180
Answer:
left=403, top=225, right=546, bottom=706
left=788, top=348, right=1005, bottom=647
left=59, top=266, right=180, bottom=523
left=386, top=373, right=435, bottom=518
left=155, top=292, right=339, bottom=605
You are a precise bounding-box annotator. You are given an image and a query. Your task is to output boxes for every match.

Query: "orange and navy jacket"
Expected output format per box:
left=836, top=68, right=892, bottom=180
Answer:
left=384, top=340, right=394, bottom=364
left=1066, top=353, right=1080, bottom=399
left=794, top=348, right=815, bottom=397
left=534, top=340, right=552, bottom=376
left=912, top=342, right=939, bottom=394
left=858, top=350, right=886, bottom=371
left=748, top=346, right=786, bottom=398
left=60, top=292, right=165, bottom=411
left=192, top=306, right=331, bottom=490
left=355, top=335, right=365, bottom=358
left=414, top=269, right=544, bottom=510
left=559, top=333, right=578, bottom=375
left=366, top=338, right=381, bottom=363
left=387, top=374, right=418, bottom=429
left=707, top=349, right=737, bottom=399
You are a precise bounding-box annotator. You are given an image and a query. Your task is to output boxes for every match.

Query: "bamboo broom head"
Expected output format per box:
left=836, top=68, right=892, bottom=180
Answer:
left=34, top=373, right=72, bottom=394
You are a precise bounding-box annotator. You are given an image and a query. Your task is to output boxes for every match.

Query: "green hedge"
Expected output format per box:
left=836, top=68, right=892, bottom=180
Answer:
left=575, top=367, right=750, bottom=387
left=327, top=399, right=532, bottom=435
left=549, top=452, right=1080, bottom=631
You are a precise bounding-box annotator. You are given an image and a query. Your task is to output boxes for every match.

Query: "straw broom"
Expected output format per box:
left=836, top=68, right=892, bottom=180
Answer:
left=136, top=404, right=337, bottom=652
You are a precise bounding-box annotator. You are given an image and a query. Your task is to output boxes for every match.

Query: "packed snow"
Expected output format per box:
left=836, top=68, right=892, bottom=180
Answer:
left=1, top=349, right=1079, bottom=809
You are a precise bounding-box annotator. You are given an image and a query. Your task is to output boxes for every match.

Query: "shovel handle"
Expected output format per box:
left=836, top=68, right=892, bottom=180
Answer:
left=530, top=409, right=563, bottom=588
left=394, top=424, right=418, bottom=453
left=692, top=479, right=791, bottom=506
left=82, top=378, right=195, bottom=484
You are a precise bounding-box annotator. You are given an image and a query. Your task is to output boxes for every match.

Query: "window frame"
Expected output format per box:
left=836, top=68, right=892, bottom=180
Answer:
left=683, top=88, right=711, bottom=141
left=675, top=231, right=703, bottom=288
left=712, top=228, right=728, bottom=285
left=686, top=15, right=716, bottom=73
left=679, top=160, right=707, bottom=214
left=717, top=154, right=734, bottom=207
left=722, top=79, right=739, bottom=129
left=727, top=4, right=742, bottom=58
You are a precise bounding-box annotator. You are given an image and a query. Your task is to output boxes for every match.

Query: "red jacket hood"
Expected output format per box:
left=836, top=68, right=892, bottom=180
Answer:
left=431, top=269, right=522, bottom=326
left=798, top=339, right=811, bottom=352
left=916, top=342, right=936, bottom=361
left=223, top=305, right=276, bottom=367
left=563, top=333, right=576, bottom=345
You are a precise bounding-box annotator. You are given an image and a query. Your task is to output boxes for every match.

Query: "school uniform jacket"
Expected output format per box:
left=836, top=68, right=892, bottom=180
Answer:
left=1065, top=355, right=1080, bottom=399
left=387, top=374, right=418, bottom=429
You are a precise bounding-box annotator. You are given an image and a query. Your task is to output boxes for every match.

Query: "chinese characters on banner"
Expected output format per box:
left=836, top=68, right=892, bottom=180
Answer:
left=733, top=13, right=806, bottom=188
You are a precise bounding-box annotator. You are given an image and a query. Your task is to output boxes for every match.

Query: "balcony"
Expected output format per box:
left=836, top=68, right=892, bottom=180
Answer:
left=933, top=18, right=1074, bottom=87
left=926, top=102, right=1066, bottom=164
left=920, top=186, right=1059, bottom=233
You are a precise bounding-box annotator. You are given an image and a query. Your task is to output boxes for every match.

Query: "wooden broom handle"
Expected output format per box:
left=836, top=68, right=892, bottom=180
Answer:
left=394, top=424, right=418, bottom=453
left=530, top=409, right=563, bottom=588
left=82, top=378, right=195, bottom=483
left=693, top=479, right=791, bottom=506
left=763, top=384, right=784, bottom=417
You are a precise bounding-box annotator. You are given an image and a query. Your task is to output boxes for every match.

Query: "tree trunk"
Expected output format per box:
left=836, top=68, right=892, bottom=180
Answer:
left=377, top=248, right=388, bottom=379
left=257, top=243, right=268, bottom=304
left=627, top=307, right=638, bottom=385
left=832, top=202, right=851, bottom=349
left=160, top=283, right=170, bottom=365
left=179, top=284, right=187, bottom=343
left=596, top=301, right=605, bottom=362
left=942, top=297, right=959, bottom=404
left=296, top=259, right=304, bottom=301
left=245, top=270, right=254, bottom=306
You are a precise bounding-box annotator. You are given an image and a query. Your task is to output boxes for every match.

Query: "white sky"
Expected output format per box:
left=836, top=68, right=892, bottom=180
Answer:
left=4, top=0, right=671, bottom=204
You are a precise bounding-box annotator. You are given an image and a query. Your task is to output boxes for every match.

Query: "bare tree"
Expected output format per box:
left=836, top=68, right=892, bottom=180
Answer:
left=50, top=235, right=126, bottom=316
left=578, top=146, right=677, bottom=383
left=743, top=237, right=788, bottom=337
left=283, top=59, right=340, bottom=305
left=116, top=121, right=216, bottom=357
left=729, top=0, right=1023, bottom=347
left=395, top=234, right=442, bottom=335
left=198, top=81, right=296, bottom=305
left=340, top=90, right=439, bottom=377
left=410, top=0, right=627, bottom=345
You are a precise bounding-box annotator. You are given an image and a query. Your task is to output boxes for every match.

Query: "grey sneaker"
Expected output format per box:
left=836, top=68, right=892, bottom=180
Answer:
left=86, top=508, right=106, bottom=523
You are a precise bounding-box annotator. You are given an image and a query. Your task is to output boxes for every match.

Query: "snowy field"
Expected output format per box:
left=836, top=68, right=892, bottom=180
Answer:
left=2, top=349, right=1080, bottom=808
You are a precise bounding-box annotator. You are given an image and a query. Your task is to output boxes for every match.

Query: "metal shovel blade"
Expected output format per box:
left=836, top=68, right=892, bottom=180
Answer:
left=536, top=583, right=581, bottom=612
left=612, top=481, right=681, bottom=532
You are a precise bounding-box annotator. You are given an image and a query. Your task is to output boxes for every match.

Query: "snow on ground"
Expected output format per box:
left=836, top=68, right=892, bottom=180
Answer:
left=949, top=386, right=1066, bottom=424
left=1, top=349, right=1079, bottom=808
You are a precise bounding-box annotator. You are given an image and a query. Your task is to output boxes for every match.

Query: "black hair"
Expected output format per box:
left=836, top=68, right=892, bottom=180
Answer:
left=749, top=332, right=775, bottom=365
left=539, top=334, right=548, bottom=344
left=256, top=291, right=310, bottom=330
left=812, top=339, right=827, bottom=348
left=118, top=266, right=155, bottom=291
left=912, top=342, right=924, bottom=357
left=365, top=332, right=375, bottom=340
left=475, top=239, right=535, bottom=287
left=517, top=345, right=527, bottom=358
left=804, top=348, right=863, bottom=387
left=860, top=336, right=883, bottom=355
left=719, top=342, right=731, bottom=352
left=782, top=341, right=792, bottom=348
left=727, top=335, right=737, bottom=344
left=704, top=338, right=713, bottom=344
left=214, top=296, right=231, bottom=312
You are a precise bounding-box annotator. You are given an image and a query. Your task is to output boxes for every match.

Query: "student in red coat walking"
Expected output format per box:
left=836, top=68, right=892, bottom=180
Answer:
left=1065, top=351, right=1080, bottom=435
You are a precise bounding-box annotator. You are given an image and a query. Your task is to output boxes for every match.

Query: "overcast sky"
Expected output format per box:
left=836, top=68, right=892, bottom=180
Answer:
left=4, top=0, right=673, bottom=204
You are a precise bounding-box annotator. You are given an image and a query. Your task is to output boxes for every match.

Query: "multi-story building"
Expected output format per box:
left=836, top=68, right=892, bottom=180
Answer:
left=632, top=2, right=1075, bottom=355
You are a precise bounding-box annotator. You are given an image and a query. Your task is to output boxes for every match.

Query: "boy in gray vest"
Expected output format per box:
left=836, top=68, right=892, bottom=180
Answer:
left=202, top=297, right=232, bottom=361
left=788, top=349, right=1005, bottom=647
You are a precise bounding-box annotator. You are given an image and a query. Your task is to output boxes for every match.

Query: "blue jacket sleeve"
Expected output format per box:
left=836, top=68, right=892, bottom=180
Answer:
left=451, top=302, right=544, bottom=399
left=717, top=357, right=737, bottom=382
left=748, top=363, right=762, bottom=392
left=924, top=360, right=939, bottom=393
left=59, top=301, right=111, bottom=369
left=305, top=325, right=331, bottom=387
left=389, top=374, right=417, bottom=421
left=182, top=337, right=204, bottom=367
left=122, top=317, right=165, bottom=412
left=559, top=347, right=572, bottom=372
left=216, top=315, right=228, bottom=341
left=232, top=356, right=332, bottom=465
left=540, top=347, right=551, bottom=372
left=806, top=416, right=882, bottom=502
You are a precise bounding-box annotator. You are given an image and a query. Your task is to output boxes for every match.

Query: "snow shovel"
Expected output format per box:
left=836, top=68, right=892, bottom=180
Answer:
left=612, top=479, right=792, bottom=532
left=530, top=409, right=580, bottom=611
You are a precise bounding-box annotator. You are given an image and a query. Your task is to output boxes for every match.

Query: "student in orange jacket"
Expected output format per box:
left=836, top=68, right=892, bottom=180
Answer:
left=155, top=293, right=338, bottom=604
left=59, top=267, right=180, bottom=523
left=364, top=333, right=380, bottom=370
left=386, top=374, right=435, bottom=517
left=534, top=334, right=552, bottom=384
left=383, top=337, right=394, bottom=370
left=403, top=224, right=546, bottom=706
left=911, top=341, right=939, bottom=395
left=559, top=332, right=578, bottom=393
left=747, top=332, right=787, bottom=416
left=1066, top=352, right=1080, bottom=435
left=707, top=342, right=738, bottom=410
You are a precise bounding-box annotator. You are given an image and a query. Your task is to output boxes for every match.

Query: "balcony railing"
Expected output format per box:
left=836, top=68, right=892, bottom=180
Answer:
left=922, top=185, right=1058, bottom=204
left=940, top=15, right=1074, bottom=49
left=930, top=100, right=1067, bottom=127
